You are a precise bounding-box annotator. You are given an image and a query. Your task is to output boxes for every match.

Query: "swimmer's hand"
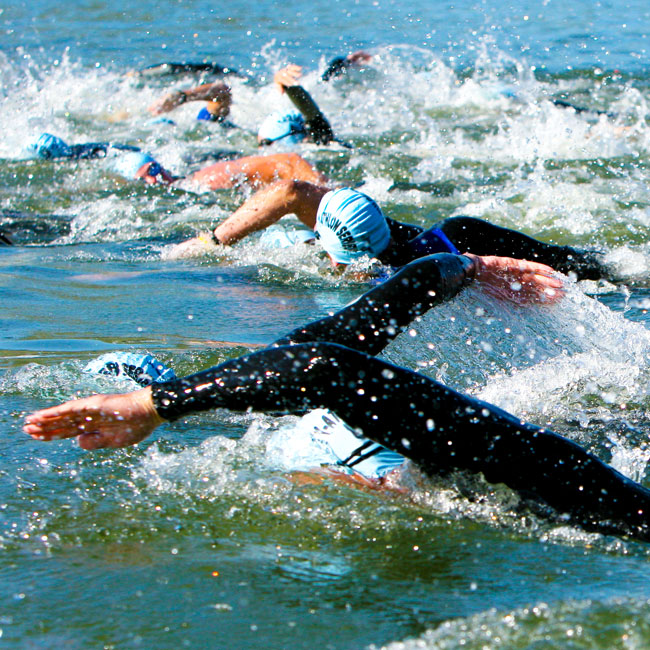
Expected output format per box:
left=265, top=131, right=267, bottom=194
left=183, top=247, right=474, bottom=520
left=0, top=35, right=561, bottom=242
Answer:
left=274, top=64, right=303, bottom=93
left=464, top=254, right=564, bottom=305
left=162, top=233, right=220, bottom=259
left=23, top=388, right=164, bottom=450
left=346, top=51, right=372, bottom=65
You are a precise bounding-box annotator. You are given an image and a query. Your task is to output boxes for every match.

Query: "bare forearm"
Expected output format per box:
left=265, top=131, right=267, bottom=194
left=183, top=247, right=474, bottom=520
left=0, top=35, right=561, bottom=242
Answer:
left=213, top=180, right=328, bottom=245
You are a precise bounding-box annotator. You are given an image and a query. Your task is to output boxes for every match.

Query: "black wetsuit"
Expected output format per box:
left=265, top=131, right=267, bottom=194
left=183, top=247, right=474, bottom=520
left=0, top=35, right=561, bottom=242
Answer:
left=151, top=253, right=650, bottom=541
left=135, top=62, right=239, bottom=77
left=380, top=216, right=607, bottom=280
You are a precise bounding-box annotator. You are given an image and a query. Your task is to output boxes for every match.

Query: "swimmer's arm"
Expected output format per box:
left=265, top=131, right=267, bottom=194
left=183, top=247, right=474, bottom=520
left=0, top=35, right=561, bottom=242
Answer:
left=322, top=51, right=372, bottom=81
left=274, top=253, right=563, bottom=354
left=274, top=65, right=335, bottom=144
left=274, top=253, right=477, bottom=354
left=148, top=82, right=231, bottom=117
left=164, top=180, right=329, bottom=258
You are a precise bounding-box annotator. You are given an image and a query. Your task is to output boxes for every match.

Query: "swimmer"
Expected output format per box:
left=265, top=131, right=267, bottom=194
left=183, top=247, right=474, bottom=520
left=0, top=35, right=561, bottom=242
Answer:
left=22, top=252, right=650, bottom=541
left=24, top=133, right=141, bottom=161
left=26, top=134, right=328, bottom=190
left=129, top=61, right=240, bottom=78
left=147, top=81, right=233, bottom=123
left=143, top=52, right=369, bottom=136
left=169, top=181, right=608, bottom=280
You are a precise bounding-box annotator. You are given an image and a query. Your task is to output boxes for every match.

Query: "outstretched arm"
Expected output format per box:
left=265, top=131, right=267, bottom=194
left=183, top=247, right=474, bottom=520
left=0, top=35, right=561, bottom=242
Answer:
left=148, top=81, right=232, bottom=120
left=165, top=180, right=329, bottom=258
left=275, top=253, right=563, bottom=354
left=274, top=65, right=335, bottom=145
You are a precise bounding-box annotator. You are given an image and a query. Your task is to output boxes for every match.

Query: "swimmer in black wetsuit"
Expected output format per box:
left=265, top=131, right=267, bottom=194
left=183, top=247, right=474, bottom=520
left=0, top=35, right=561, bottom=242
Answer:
left=23, top=252, right=650, bottom=541
left=170, top=181, right=607, bottom=281
left=25, top=133, right=328, bottom=191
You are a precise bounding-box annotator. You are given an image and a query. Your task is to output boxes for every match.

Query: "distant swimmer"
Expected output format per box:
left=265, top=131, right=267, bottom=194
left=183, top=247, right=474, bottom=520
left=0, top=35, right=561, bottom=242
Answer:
left=130, top=61, right=240, bottom=78
left=25, top=134, right=328, bottom=191
left=24, top=133, right=141, bottom=161
left=147, top=80, right=233, bottom=124
left=170, top=181, right=608, bottom=281
left=23, top=251, right=650, bottom=542
left=145, top=54, right=370, bottom=146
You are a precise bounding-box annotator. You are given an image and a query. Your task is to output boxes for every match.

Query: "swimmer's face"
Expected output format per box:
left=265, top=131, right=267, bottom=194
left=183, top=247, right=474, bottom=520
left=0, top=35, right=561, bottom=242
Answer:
left=135, top=161, right=175, bottom=185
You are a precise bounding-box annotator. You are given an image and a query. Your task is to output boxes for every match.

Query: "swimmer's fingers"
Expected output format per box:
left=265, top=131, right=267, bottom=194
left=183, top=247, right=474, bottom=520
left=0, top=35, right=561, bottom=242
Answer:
left=274, top=64, right=303, bottom=92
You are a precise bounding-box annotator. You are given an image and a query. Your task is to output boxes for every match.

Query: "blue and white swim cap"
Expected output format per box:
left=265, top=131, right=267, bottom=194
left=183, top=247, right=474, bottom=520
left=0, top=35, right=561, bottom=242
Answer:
left=110, top=151, right=158, bottom=179
left=302, top=408, right=405, bottom=480
left=25, top=133, right=73, bottom=159
left=84, top=352, right=176, bottom=387
left=314, top=188, right=391, bottom=264
left=258, top=110, right=307, bottom=145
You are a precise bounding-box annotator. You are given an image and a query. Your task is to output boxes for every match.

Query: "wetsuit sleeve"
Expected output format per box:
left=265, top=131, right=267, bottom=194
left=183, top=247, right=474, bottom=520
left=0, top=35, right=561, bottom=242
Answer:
left=150, top=341, right=650, bottom=541
left=67, top=143, right=110, bottom=159
left=321, top=56, right=348, bottom=81
left=437, top=216, right=608, bottom=281
left=385, top=217, right=424, bottom=243
left=284, top=85, right=335, bottom=145
left=136, top=62, right=238, bottom=77
left=273, top=253, right=475, bottom=355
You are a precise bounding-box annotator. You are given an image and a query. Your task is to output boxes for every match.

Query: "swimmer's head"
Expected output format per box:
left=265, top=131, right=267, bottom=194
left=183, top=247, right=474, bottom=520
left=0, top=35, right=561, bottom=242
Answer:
left=257, top=110, right=307, bottom=146
left=25, top=133, right=72, bottom=159
left=314, top=188, right=391, bottom=265
left=110, top=151, right=174, bottom=185
left=84, top=352, right=177, bottom=387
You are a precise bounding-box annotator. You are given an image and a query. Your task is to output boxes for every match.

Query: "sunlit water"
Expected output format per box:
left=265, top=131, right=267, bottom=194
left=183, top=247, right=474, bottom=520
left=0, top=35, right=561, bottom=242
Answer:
left=3, top=1, right=650, bottom=648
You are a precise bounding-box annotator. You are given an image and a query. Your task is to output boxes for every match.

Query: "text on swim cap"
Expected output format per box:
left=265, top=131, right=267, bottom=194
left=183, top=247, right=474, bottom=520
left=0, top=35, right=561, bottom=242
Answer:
left=320, top=211, right=359, bottom=252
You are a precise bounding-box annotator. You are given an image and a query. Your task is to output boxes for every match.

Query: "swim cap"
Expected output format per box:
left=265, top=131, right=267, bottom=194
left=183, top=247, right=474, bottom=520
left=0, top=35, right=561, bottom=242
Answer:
left=314, top=188, right=391, bottom=264
left=302, top=409, right=405, bottom=479
left=110, top=151, right=158, bottom=179
left=258, top=110, right=307, bottom=145
left=84, top=352, right=177, bottom=387
left=25, top=133, right=73, bottom=159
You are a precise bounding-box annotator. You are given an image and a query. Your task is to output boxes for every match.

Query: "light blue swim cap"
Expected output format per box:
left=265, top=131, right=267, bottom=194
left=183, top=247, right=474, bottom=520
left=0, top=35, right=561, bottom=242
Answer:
left=110, top=151, right=157, bottom=179
left=314, top=188, right=391, bottom=264
left=302, top=409, right=405, bottom=480
left=258, top=110, right=307, bottom=145
left=25, top=133, right=73, bottom=159
left=84, top=352, right=176, bottom=387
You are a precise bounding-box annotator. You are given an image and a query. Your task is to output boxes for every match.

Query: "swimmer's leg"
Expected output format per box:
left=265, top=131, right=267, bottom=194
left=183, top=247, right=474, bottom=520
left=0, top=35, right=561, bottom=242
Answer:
left=152, top=342, right=650, bottom=540
left=437, top=216, right=609, bottom=281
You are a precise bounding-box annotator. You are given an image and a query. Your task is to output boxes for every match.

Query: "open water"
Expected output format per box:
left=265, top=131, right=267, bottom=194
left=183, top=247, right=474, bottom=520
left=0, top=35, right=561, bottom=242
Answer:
left=3, top=0, right=650, bottom=648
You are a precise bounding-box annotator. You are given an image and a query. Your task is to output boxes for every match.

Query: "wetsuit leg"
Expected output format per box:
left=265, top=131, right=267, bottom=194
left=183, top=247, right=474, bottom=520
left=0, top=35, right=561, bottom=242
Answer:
left=274, top=252, right=475, bottom=355
left=151, top=342, right=650, bottom=541
left=437, top=216, right=608, bottom=280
